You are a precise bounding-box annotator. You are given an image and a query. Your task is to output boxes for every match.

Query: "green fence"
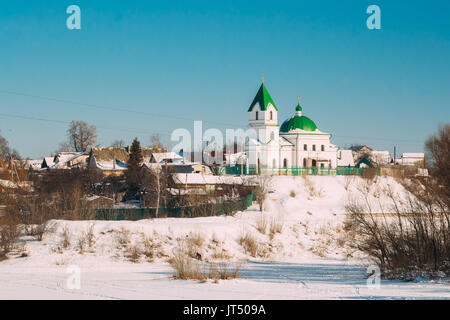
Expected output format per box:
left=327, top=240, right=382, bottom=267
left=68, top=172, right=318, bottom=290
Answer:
left=95, top=193, right=254, bottom=221
left=220, top=166, right=379, bottom=176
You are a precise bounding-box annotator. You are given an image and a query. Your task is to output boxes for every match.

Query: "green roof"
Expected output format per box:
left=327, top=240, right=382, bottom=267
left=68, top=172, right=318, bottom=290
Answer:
left=280, top=115, right=318, bottom=132
left=248, top=83, right=278, bottom=112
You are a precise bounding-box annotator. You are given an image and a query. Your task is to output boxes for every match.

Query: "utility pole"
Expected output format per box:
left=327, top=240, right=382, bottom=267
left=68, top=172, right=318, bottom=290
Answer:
left=393, top=146, right=396, bottom=165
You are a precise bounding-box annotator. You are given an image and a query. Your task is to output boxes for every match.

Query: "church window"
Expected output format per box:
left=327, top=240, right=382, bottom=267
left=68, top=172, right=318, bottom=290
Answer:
left=312, top=145, right=316, bottom=151
left=321, top=145, right=325, bottom=151
left=303, top=144, right=307, bottom=151
left=255, top=111, right=259, bottom=120
left=270, top=111, right=273, bottom=120
left=283, top=159, right=288, bottom=168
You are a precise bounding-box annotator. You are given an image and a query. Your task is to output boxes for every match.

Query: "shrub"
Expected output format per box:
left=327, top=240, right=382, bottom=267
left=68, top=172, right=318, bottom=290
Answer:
left=0, top=216, right=20, bottom=260
left=126, top=244, right=141, bottom=263
left=142, top=236, right=155, bottom=262
left=238, top=231, right=259, bottom=257
left=170, top=247, right=241, bottom=281
left=345, top=176, right=449, bottom=279
left=62, top=226, right=71, bottom=249
left=170, top=248, right=205, bottom=281
left=255, top=215, right=268, bottom=235
left=85, top=225, right=95, bottom=249
left=269, top=218, right=284, bottom=239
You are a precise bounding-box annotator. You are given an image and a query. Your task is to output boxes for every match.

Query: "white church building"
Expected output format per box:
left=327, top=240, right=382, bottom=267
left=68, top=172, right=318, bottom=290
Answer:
left=245, top=81, right=338, bottom=172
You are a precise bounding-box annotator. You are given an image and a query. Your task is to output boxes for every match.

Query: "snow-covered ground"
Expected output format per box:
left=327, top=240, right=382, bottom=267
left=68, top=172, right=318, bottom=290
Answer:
left=1, top=176, right=449, bottom=299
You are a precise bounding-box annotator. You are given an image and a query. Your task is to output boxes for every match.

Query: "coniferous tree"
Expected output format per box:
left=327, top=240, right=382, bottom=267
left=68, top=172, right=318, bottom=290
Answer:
left=125, top=137, right=143, bottom=197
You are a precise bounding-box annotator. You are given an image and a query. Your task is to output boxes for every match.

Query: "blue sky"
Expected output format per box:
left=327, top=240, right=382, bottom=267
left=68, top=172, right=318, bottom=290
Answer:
left=0, top=0, right=449, bottom=158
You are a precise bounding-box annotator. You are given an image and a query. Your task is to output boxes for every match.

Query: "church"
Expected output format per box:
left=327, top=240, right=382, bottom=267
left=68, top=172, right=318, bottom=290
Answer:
left=245, top=80, right=338, bottom=172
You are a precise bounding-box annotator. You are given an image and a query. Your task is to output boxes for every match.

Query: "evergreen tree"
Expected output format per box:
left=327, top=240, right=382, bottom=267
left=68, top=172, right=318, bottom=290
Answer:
left=125, top=137, right=143, bottom=196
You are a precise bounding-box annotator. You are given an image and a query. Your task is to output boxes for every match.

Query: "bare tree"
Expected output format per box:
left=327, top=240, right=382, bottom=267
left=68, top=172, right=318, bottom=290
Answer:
left=54, top=141, right=73, bottom=153
left=141, top=165, right=171, bottom=217
left=425, top=123, right=450, bottom=194
left=254, top=175, right=271, bottom=212
left=149, top=134, right=163, bottom=148
left=111, top=139, right=126, bottom=148
left=0, top=133, right=21, bottom=161
left=67, top=120, right=98, bottom=152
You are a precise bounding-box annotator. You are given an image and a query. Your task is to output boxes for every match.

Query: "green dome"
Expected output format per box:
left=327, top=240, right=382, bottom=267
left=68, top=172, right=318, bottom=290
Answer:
left=280, top=115, right=318, bottom=132
left=295, top=103, right=302, bottom=112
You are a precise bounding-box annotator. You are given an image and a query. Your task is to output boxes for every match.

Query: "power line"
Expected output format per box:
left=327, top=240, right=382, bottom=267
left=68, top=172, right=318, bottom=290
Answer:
left=0, top=89, right=242, bottom=128
left=0, top=89, right=425, bottom=145
left=0, top=112, right=173, bottom=137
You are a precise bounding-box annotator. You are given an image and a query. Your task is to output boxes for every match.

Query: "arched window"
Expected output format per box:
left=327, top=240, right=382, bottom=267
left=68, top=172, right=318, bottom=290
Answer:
left=312, top=159, right=317, bottom=167
left=283, top=159, right=288, bottom=168
left=321, top=145, right=325, bottom=151
left=270, top=111, right=273, bottom=120
left=312, top=145, right=316, bottom=151
left=255, top=111, right=259, bottom=120
left=303, top=144, right=307, bottom=151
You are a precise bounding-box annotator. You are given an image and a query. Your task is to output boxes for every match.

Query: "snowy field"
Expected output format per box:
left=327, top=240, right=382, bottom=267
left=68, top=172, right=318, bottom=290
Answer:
left=0, top=176, right=449, bottom=300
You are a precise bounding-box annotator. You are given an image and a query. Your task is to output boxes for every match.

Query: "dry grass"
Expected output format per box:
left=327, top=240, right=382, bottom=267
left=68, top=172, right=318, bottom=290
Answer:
left=126, top=244, right=141, bottom=263
left=116, top=228, right=130, bottom=247
left=269, top=218, right=284, bottom=240
left=185, top=231, right=205, bottom=259
left=170, top=247, right=241, bottom=282
left=188, top=231, right=205, bottom=248
left=142, top=236, right=154, bottom=262
left=62, top=226, right=71, bottom=249
left=170, top=248, right=205, bottom=281
left=0, top=216, right=20, bottom=260
left=29, top=223, right=46, bottom=241
left=83, top=225, right=95, bottom=250
left=302, top=176, right=325, bottom=199
left=211, top=247, right=232, bottom=261
left=255, top=215, right=269, bottom=235
left=77, top=237, right=85, bottom=254
left=238, top=231, right=259, bottom=257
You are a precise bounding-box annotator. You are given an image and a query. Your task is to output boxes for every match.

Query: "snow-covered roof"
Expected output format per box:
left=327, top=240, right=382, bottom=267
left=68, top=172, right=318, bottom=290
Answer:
left=224, top=152, right=247, bottom=165
left=49, top=152, right=87, bottom=169
left=337, top=150, right=355, bottom=167
left=42, top=157, right=54, bottom=168
left=21, top=159, right=42, bottom=170
left=150, top=152, right=184, bottom=164
left=95, top=160, right=127, bottom=171
left=172, top=173, right=245, bottom=186
left=402, top=153, right=424, bottom=158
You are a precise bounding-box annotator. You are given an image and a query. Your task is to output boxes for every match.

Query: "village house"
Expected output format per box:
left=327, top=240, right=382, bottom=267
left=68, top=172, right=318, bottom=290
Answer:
left=142, top=152, right=213, bottom=175
left=394, top=153, right=425, bottom=166
left=87, top=146, right=166, bottom=177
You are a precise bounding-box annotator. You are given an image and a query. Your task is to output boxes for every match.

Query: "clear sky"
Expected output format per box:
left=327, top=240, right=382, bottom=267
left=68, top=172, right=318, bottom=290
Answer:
left=0, top=0, right=449, bottom=159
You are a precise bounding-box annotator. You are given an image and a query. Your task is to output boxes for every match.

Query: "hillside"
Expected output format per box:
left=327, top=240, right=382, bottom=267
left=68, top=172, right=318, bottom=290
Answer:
left=0, top=176, right=448, bottom=299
